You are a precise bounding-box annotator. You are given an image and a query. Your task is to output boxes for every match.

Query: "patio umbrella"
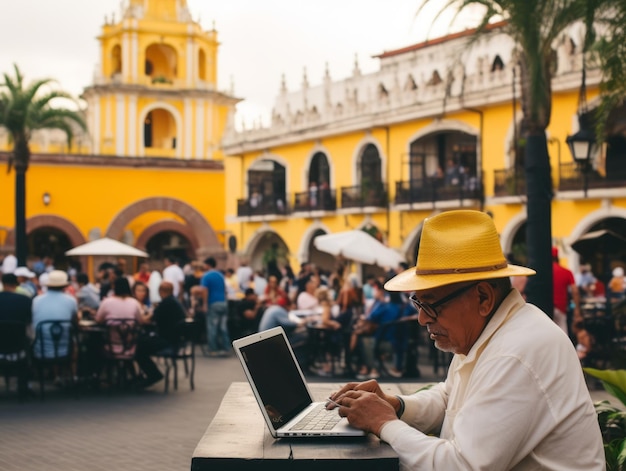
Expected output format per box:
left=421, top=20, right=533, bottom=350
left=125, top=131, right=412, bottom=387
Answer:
left=313, top=230, right=405, bottom=267
left=65, top=237, right=148, bottom=257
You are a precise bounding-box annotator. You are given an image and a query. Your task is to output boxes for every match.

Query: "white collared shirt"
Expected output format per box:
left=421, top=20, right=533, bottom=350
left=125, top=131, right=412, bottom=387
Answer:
left=381, top=290, right=604, bottom=470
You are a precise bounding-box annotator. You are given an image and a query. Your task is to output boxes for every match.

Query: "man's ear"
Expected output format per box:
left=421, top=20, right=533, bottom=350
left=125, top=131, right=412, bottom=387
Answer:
left=476, top=282, right=496, bottom=318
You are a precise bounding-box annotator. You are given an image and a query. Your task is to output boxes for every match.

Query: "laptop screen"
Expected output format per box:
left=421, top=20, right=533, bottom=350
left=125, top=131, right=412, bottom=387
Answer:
left=239, top=333, right=313, bottom=430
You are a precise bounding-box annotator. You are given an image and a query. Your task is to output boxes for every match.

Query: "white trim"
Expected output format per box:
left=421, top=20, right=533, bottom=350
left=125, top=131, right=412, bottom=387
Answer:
left=131, top=28, right=138, bottom=82
left=184, top=98, right=192, bottom=159
left=351, top=137, right=386, bottom=184
left=187, top=35, right=194, bottom=87
left=115, top=94, right=125, bottom=156
left=92, top=98, right=101, bottom=154
left=195, top=99, right=204, bottom=158
left=302, top=144, right=333, bottom=188
left=128, top=95, right=137, bottom=156
left=297, top=221, right=332, bottom=263
left=500, top=209, right=527, bottom=255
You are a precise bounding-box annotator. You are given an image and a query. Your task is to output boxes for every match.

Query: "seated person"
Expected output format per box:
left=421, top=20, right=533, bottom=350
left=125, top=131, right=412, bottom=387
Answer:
left=135, top=281, right=187, bottom=388
left=95, top=277, right=146, bottom=325
left=32, top=270, right=78, bottom=360
left=0, top=273, right=33, bottom=340
left=76, top=272, right=100, bottom=319
left=258, top=301, right=307, bottom=347
left=350, top=279, right=401, bottom=379
left=296, top=274, right=319, bottom=311
left=237, top=288, right=261, bottom=336
left=261, top=275, right=288, bottom=308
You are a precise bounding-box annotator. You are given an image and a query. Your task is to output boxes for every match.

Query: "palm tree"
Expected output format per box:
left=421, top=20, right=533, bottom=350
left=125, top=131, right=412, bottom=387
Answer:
left=418, top=0, right=612, bottom=315
left=0, top=64, right=86, bottom=265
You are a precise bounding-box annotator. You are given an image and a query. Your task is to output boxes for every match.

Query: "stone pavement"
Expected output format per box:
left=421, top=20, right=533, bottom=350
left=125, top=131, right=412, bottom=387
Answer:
left=0, top=349, right=614, bottom=471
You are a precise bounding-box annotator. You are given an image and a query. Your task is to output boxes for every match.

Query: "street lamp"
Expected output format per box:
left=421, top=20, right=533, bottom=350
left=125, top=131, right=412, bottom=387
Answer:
left=566, top=66, right=597, bottom=197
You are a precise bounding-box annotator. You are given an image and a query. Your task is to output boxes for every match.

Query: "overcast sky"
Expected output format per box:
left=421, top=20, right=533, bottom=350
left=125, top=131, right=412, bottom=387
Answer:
left=0, top=0, right=481, bottom=126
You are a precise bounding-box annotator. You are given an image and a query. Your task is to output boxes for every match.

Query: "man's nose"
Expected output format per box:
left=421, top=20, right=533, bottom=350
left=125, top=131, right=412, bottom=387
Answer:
left=416, top=308, right=432, bottom=326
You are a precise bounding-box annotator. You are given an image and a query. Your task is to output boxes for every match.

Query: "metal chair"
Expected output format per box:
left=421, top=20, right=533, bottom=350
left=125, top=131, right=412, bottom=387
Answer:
left=0, top=320, right=30, bottom=401
left=32, top=319, right=78, bottom=401
left=154, top=320, right=196, bottom=393
left=102, top=318, right=140, bottom=390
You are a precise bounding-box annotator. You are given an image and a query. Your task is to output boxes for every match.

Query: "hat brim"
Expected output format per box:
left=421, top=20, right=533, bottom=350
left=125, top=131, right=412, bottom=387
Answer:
left=384, top=264, right=536, bottom=292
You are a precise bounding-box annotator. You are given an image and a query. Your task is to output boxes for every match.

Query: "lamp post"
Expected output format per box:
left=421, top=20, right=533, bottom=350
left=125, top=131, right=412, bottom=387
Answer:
left=565, top=67, right=597, bottom=197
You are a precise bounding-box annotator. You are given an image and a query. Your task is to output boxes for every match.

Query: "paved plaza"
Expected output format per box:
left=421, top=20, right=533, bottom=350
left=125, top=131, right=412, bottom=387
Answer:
left=0, top=347, right=614, bottom=471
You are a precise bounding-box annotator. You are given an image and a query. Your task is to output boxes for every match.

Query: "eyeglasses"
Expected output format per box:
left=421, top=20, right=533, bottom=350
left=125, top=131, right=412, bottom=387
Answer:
left=409, top=282, right=479, bottom=320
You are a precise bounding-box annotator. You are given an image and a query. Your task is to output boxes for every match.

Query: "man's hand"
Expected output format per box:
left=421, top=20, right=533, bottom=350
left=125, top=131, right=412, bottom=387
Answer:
left=333, top=390, right=398, bottom=436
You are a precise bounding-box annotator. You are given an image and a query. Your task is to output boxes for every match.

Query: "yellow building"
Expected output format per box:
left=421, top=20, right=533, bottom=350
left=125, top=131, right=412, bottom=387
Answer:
left=222, top=24, right=626, bottom=282
left=0, top=0, right=237, bottom=274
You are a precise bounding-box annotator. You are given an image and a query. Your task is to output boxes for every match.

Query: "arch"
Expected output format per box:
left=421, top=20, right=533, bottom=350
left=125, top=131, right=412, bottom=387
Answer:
left=138, top=102, right=182, bottom=158
left=351, top=137, right=386, bottom=184
left=491, top=55, right=505, bottom=72
left=406, top=119, right=479, bottom=145
left=500, top=209, right=528, bottom=256
left=296, top=221, right=332, bottom=263
left=111, top=44, right=122, bottom=76
left=303, top=144, right=333, bottom=189
left=145, top=42, right=178, bottom=81
left=565, top=205, right=626, bottom=272
left=404, top=74, right=418, bottom=91
left=105, top=197, right=222, bottom=259
left=240, top=226, right=289, bottom=272
left=135, top=220, right=200, bottom=254
left=5, top=215, right=86, bottom=249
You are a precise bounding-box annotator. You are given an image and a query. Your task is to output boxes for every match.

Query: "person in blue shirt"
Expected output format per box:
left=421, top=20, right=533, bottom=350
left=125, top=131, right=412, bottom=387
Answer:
left=200, top=257, right=229, bottom=356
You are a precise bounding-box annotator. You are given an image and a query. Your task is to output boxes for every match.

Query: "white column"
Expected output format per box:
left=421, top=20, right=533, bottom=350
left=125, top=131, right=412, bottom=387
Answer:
left=186, top=34, right=194, bottom=87
left=92, top=98, right=101, bottom=154
left=184, top=98, right=192, bottom=159
left=206, top=102, right=214, bottom=159
left=128, top=95, right=137, bottom=156
left=131, top=27, right=138, bottom=82
left=195, top=99, right=204, bottom=159
left=116, top=94, right=126, bottom=156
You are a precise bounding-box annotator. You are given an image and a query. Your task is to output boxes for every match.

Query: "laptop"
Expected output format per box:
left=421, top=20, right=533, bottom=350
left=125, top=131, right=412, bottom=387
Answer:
left=232, top=326, right=366, bottom=438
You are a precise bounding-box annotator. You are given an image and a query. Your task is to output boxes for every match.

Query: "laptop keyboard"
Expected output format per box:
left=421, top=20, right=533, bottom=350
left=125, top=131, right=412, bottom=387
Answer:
left=291, top=403, right=342, bottom=431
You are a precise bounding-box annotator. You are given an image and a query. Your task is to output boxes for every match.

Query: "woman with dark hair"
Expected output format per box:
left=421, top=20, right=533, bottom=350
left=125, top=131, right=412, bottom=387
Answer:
left=95, top=277, right=147, bottom=324
left=132, top=281, right=151, bottom=315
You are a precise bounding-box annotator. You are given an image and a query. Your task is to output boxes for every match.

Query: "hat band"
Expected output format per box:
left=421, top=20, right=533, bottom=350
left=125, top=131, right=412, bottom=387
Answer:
left=415, top=261, right=508, bottom=275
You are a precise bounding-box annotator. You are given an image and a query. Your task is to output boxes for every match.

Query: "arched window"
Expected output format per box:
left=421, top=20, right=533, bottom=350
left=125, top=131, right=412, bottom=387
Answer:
left=360, top=144, right=382, bottom=185
left=198, top=49, right=207, bottom=81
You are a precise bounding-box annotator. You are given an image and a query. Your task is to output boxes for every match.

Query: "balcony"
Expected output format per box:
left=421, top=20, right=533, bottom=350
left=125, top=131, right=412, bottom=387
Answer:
left=237, top=196, right=290, bottom=217
left=558, top=162, right=626, bottom=192
left=394, top=177, right=481, bottom=205
left=293, top=189, right=337, bottom=212
left=493, top=168, right=526, bottom=197
left=340, top=183, right=388, bottom=209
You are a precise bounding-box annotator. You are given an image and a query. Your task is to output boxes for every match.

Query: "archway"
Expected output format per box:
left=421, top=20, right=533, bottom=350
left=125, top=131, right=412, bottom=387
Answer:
left=106, top=197, right=223, bottom=260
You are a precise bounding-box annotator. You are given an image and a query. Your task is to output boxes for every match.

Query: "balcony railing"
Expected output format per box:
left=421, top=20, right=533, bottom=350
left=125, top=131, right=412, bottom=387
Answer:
left=340, top=183, right=388, bottom=209
left=394, top=177, right=481, bottom=205
left=493, top=168, right=526, bottom=197
left=293, top=189, right=337, bottom=212
left=237, top=196, right=290, bottom=217
left=558, top=162, right=626, bottom=192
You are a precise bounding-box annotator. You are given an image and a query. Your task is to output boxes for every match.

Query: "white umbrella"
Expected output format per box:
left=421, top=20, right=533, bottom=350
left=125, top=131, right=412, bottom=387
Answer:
left=313, top=230, right=405, bottom=267
left=65, top=237, right=148, bottom=257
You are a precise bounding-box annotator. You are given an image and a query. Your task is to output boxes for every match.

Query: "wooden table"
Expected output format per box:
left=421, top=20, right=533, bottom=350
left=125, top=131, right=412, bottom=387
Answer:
left=191, top=381, right=403, bottom=470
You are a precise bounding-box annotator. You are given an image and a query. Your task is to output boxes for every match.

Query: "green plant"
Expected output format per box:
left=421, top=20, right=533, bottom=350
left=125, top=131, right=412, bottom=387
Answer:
left=584, top=368, right=626, bottom=470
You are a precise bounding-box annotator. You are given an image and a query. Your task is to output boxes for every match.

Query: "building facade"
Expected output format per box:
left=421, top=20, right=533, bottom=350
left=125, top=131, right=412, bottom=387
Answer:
left=0, top=0, right=236, bottom=273
left=222, top=23, right=626, bottom=281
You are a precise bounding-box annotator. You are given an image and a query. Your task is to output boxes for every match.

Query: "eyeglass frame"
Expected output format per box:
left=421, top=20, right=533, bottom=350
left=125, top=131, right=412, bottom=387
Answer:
left=409, top=281, right=480, bottom=320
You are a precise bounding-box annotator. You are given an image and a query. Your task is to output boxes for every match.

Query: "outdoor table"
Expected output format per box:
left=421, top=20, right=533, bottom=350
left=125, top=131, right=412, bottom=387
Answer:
left=191, top=381, right=403, bottom=470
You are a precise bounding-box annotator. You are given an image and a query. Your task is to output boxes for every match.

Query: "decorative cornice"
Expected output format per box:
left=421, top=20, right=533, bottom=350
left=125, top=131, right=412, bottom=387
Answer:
left=0, top=152, right=223, bottom=171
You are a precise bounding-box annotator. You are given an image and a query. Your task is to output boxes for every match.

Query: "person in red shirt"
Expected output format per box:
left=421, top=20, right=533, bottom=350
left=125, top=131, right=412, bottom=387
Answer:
left=552, top=247, right=581, bottom=336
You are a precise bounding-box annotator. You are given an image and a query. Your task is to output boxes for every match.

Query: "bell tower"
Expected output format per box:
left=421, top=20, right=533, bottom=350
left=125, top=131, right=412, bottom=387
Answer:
left=83, top=0, right=239, bottom=159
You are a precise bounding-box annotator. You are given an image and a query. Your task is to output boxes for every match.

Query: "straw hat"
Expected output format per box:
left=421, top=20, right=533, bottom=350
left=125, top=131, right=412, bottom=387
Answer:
left=46, top=270, right=70, bottom=288
left=385, top=210, right=535, bottom=291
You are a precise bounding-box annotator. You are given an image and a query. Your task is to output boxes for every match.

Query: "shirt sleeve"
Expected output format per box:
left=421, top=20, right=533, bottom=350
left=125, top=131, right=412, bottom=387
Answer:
left=381, top=355, right=556, bottom=470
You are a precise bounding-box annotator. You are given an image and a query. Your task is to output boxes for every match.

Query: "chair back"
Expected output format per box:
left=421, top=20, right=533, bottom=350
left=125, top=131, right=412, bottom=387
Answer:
left=174, top=320, right=196, bottom=357
left=33, top=320, right=75, bottom=360
left=0, top=320, right=28, bottom=357
left=104, top=318, right=139, bottom=359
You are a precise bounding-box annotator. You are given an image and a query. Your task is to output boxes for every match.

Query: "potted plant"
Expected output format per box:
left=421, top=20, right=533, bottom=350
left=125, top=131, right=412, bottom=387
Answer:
left=584, top=368, right=626, bottom=470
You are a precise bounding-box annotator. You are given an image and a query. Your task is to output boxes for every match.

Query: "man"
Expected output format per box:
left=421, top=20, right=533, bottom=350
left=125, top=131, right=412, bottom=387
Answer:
left=163, top=255, right=185, bottom=301
left=1, top=253, right=17, bottom=275
left=552, top=246, right=581, bottom=336
left=0, top=273, right=32, bottom=327
left=236, top=260, right=253, bottom=291
left=200, top=257, right=229, bottom=356
left=14, top=266, right=37, bottom=297
left=32, top=270, right=78, bottom=359
left=75, top=272, right=100, bottom=318
left=328, top=210, right=604, bottom=470
left=133, top=262, right=151, bottom=284
left=135, top=281, right=186, bottom=388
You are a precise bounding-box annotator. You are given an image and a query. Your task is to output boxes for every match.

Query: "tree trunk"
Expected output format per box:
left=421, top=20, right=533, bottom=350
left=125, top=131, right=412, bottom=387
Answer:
left=523, top=132, right=554, bottom=316
left=13, top=136, right=30, bottom=266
